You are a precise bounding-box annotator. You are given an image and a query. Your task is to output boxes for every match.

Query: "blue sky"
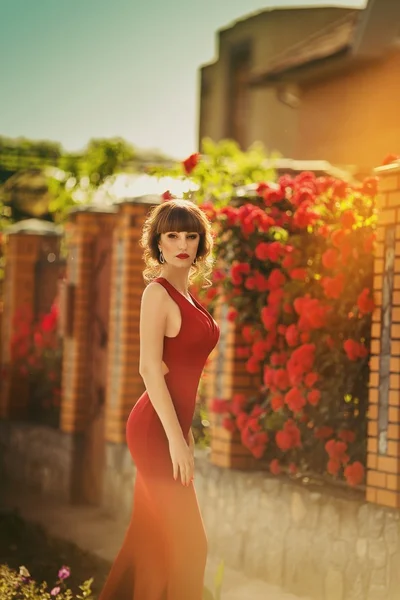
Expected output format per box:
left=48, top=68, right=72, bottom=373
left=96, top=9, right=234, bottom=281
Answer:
left=1, top=0, right=366, bottom=159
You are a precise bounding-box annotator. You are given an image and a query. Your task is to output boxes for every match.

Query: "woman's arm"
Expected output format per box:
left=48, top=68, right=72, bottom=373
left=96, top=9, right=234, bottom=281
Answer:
left=139, top=283, right=193, bottom=485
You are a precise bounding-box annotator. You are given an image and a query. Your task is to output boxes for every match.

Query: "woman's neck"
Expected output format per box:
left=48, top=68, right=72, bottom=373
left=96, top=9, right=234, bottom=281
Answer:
left=160, top=269, right=190, bottom=296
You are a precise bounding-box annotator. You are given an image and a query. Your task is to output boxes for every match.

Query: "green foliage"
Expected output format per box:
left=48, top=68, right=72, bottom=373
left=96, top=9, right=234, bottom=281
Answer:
left=149, top=138, right=277, bottom=207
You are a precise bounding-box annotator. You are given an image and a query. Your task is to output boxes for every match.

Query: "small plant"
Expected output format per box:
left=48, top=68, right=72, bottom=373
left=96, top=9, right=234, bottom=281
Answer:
left=0, top=564, right=93, bottom=599
left=203, top=560, right=224, bottom=600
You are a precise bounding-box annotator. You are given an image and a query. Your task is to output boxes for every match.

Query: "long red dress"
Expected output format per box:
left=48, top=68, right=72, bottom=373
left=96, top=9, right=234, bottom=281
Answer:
left=99, top=277, right=220, bottom=600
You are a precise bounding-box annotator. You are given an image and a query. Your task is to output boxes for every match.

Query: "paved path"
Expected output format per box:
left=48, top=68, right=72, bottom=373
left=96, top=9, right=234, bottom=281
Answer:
left=1, top=487, right=311, bottom=600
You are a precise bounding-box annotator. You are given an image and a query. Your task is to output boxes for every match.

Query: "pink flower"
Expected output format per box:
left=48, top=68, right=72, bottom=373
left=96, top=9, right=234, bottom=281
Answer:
left=58, top=566, right=70, bottom=580
left=51, top=587, right=61, bottom=596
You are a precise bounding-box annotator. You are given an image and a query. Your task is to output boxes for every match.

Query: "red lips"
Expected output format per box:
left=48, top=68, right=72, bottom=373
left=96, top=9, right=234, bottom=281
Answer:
left=176, top=253, right=189, bottom=259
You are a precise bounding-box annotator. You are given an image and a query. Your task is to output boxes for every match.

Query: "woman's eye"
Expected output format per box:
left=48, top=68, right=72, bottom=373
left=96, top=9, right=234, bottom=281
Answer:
left=188, top=234, right=198, bottom=239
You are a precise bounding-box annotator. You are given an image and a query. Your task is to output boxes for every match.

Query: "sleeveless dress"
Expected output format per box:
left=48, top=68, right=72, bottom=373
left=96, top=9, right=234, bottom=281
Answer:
left=99, top=277, right=220, bottom=600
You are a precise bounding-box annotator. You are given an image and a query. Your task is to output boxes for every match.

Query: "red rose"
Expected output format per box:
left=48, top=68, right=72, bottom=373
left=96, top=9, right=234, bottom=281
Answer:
left=276, top=430, right=293, bottom=451
left=231, top=262, right=251, bottom=285
left=222, top=416, right=236, bottom=433
left=241, top=325, right=254, bottom=343
left=331, top=229, right=346, bottom=248
left=263, top=188, right=285, bottom=206
left=227, top=308, right=238, bottom=322
left=182, top=152, right=200, bottom=174
left=285, top=324, right=298, bottom=347
left=344, top=461, right=364, bottom=486
left=322, top=248, right=339, bottom=270
left=206, top=288, right=218, bottom=301
left=327, top=459, right=341, bottom=476
left=314, top=426, right=334, bottom=440
left=284, top=387, right=306, bottom=413
left=246, top=356, right=261, bottom=373
left=256, top=182, right=268, bottom=196
left=361, top=177, right=379, bottom=197
left=357, top=288, right=375, bottom=315
left=340, top=210, right=356, bottom=230
left=210, top=398, right=231, bottom=414
left=343, top=339, right=368, bottom=361
left=321, top=273, right=345, bottom=299
left=274, top=368, right=290, bottom=391
left=293, top=202, right=319, bottom=229
left=270, top=459, right=281, bottom=475
left=161, top=190, right=174, bottom=201
left=271, top=395, right=284, bottom=411
left=307, top=389, right=321, bottom=406
left=304, top=372, right=319, bottom=387
left=332, top=180, right=348, bottom=199
left=236, top=412, right=249, bottom=430
left=290, top=268, right=308, bottom=281
left=268, top=269, right=286, bottom=290
left=252, top=340, right=269, bottom=360
left=261, top=306, right=278, bottom=330
left=232, top=394, right=247, bottom=415
left=268, top=288, right=284, bottom=307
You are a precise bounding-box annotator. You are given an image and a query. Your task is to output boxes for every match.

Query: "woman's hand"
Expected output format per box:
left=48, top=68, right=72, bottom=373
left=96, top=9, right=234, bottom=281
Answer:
left=187, top=428, right=195, bottom=458
left=169, top=435, right=194, bottom=486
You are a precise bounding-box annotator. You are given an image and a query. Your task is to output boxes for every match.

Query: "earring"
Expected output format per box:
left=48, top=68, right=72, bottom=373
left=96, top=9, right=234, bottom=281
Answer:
left=193, top=256, right=197, bottom=265
left=159, top=250, right=165, bottom=264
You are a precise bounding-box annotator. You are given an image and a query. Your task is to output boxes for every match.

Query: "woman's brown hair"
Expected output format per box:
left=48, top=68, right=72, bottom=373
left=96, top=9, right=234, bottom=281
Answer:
left=140, top=199, right=214, bottom=286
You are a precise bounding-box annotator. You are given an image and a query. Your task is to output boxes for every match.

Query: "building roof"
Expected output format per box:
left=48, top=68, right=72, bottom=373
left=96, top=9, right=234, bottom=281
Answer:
left=250, top=0, right=400, bottom=86
left=251, top=11, right=359, bottom=85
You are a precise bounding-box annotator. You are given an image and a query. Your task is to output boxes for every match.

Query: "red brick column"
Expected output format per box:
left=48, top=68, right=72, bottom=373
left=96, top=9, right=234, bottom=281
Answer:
left=105, top=197, right=158, bottom=443
left=205, top=301, right=262, bottom=469
left=367, top=162, right=400, bottom=508
left=0, top=220, right=62, bottom=419
left=60, top=209, right=117, bottom=433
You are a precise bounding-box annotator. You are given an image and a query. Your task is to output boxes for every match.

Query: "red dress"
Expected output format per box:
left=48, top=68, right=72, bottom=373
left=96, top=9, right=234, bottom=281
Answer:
left=99, top=277, right=220, bottom=600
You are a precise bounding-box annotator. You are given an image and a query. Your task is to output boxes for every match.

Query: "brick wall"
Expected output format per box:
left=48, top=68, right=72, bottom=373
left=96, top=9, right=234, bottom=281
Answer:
left=60, top=209, right=116, bottom=434
left=0, top=220, right=62, bottom=419
left=105, top=198, right=159, bottom=444
left=205, top=301, right=262, bottom=469
left=367, top=162, right=400, bottom=508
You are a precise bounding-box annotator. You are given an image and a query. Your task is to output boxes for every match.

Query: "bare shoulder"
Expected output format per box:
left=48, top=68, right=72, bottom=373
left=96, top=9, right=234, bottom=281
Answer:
left=141, top=281, right=169, bottom=310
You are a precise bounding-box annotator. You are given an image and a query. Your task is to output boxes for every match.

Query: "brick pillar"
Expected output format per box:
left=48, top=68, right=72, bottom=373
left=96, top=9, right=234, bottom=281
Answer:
left=367, top=162, right=400, bottom=508
left=105, top=197, right=159, bottom=443
left=60, top=208, right=116, bottom=433
left=0, top=219, right=62, bottom=419
left=205, top=301, right=262, bottom=469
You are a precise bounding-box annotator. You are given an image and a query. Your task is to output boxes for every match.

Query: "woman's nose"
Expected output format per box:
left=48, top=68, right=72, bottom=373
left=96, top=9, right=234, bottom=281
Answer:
left=178, top=236, right=187, bottom=249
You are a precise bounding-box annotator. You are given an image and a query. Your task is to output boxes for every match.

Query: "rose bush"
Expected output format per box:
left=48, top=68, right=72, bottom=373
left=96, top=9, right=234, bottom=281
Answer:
left=155, top=140, right=377, bottom=487
left=9, top=302, right=62, bottom=427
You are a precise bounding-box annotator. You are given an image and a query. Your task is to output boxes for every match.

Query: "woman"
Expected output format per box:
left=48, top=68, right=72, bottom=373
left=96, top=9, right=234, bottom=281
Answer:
left=99, top=198, right=220, bottom=600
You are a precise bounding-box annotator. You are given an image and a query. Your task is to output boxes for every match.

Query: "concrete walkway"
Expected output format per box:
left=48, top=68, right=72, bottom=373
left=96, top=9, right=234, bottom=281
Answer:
left=1, top=487, right=311, bottom=600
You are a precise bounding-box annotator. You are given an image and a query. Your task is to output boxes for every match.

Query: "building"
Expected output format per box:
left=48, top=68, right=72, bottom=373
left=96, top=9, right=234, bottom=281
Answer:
left=199, top=0, right=400, bottom=171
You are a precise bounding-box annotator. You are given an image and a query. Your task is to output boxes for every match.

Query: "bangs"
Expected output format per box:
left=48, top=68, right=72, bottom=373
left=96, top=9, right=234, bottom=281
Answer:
left=156, top=204, right=204, bottom=234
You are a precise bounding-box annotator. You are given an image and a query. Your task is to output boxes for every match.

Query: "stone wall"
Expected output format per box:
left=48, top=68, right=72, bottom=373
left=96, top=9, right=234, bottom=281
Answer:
left=0, top=421, right=74, bottom=501
left=2, top=420, right=400, bottom=600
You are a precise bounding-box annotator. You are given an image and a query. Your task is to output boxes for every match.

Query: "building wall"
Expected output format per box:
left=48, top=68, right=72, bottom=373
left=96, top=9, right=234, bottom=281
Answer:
left=296, top=50, right=400, bottom=168
left=198, top=7, right=353, bottom=157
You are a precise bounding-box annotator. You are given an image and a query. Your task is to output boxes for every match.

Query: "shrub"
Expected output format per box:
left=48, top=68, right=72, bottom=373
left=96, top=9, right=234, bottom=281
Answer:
left=0, top=564, right=93, bottom=599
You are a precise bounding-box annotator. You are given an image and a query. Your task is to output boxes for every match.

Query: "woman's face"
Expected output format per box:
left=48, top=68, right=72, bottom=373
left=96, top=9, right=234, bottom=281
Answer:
left=158, top=231, right=200, bottom=266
